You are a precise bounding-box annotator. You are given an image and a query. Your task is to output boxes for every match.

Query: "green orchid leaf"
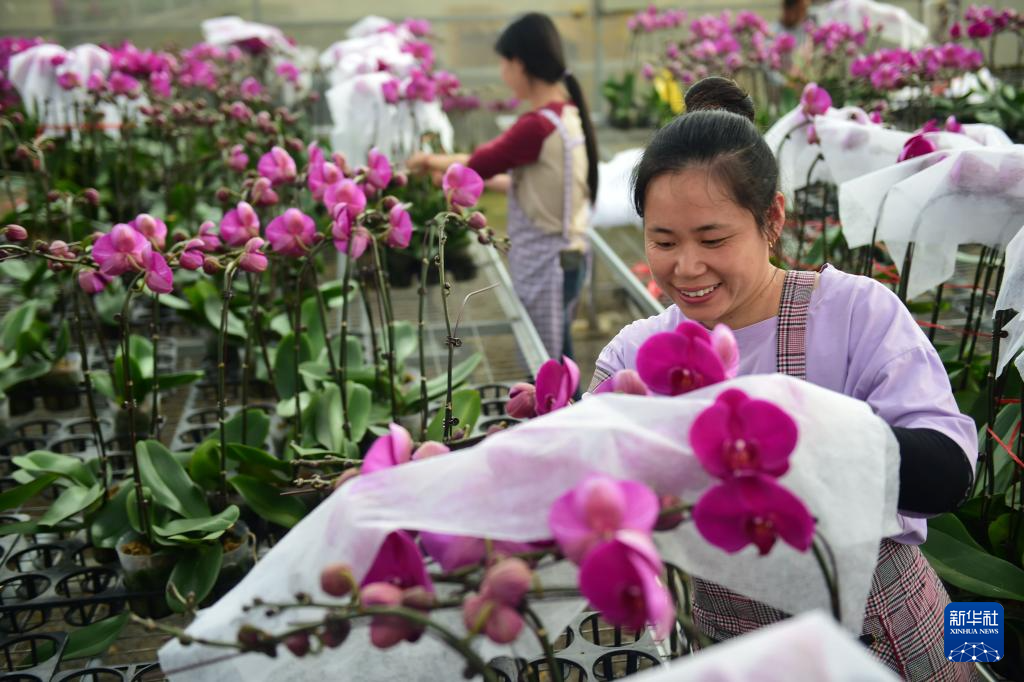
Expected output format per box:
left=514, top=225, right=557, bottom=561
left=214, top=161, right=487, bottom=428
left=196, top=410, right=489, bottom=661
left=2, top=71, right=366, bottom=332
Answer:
left=12, top=451, right=96, bottom=487
left=136, top=440, right=209, bottom=518
left=229, top=474, right=306, bottom=528
left=426, top=388, right=482, bottom=442
left=166, top=544, right=224, bottom=613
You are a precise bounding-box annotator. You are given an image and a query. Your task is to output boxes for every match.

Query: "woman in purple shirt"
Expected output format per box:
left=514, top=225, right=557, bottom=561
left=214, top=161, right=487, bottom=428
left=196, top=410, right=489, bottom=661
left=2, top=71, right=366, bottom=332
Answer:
left=592, top=78, right=976, bottom=681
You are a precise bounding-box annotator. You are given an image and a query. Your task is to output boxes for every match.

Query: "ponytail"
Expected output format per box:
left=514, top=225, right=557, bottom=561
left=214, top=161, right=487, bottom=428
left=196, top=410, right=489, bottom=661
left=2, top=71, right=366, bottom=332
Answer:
left=563, top=72, right=599, bottom=205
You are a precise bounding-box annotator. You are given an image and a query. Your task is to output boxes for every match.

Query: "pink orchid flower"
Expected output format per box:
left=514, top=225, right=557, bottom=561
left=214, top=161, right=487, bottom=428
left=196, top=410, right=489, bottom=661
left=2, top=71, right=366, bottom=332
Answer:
left=381, top=78, right=401, bottom=104
left=238, top=237, right=268, bottom=273
left=693, top=475, right=815, bottom=555
left=897, top=133, right=937, bottom=162
left=441, top=163, right=484, bottom=210
left=361, top=423, right=450, bottom=475
left=275, top=61, right=300, bottom=84
left=548, top=474, right=659, bottom=564
left=419, top=533, right=539, bottom=572
left=240, top=76, right=263, bottom=99
left=92, top=223, right=151, bottom=276
left=690, top=388, right=798, bottom=479
left=331, top=204, right=371, bottom=259
left=506, top=382, right=537, bottom=418
left=593, top=368, right=649, bottom=395
left=386, top=204, right=413, bottom=249
left=636, top=321, right=727, bottom=396
left=250, top=177, right=279, bottom=206
left=534, top=356, right=579, bottom=415
left=219, top=201, right=261, bottom=247
left=142, top=250, right=173, bottom=294
left=366, top=148, right=393, bottom=191
left=179, top=239, right=206, bottom=270
left=78, top=269, right=111, bottom=294
left=944, top=115, right=963, bottom=134
left=710, top=324, right=739, bottom=378
left=799, top=82, right=832, bottom=118
left=308, top=145, right=344, bottom=201
left=197, top=220, right=221, bottom=252
left=130, top=213, right=167, bottom=249
left=257, top=146, right=297, bottom=186
left=578, top=532, right=674, bottom=639
left=227, top=144, right=249, bottom=173
left=324, top=178, right=367, bottom=215
left=463, top=558, right=532, bottom=643
left=265, top=208, right=315, bottom=257
left=361, top=530, right=434, bottom=592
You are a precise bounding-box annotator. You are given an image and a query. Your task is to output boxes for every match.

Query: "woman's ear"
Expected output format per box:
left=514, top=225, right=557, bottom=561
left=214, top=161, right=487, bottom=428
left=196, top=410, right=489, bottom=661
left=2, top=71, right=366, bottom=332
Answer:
left=767, top=191, right=786, bottom=243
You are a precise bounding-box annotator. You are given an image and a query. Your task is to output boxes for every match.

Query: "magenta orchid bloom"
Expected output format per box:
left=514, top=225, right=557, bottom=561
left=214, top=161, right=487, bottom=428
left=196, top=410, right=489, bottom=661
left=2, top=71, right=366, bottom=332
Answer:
left=197, top=220, right=221, bottom=252
left=441, top=163, right=484, bottom=209
left=636, top=321, right=726, bottom=396
left=142, top=250, right=173, bottom=294
left=463, top=558, right=532, bottom=643
left=506, top=382, right=537, bottom=418
left=690, top=388, right=798, bottom=479
left=534, top=355, right=579, bottom=416
left=710, top=324, right=739, bottom=378
left=92, top=223, right=151, bottom=276
left=548, top=474, right=659, bottom=564
left=227, top=144, right=249, bottom=173
left=897, top=133, right=937, bottom=162
left=381, top=79, right=401, bottom=104
left=331, top=204, right=371, bottom=259
left=944, top=115, right=963, bottom=133
left=130, top=213, right=167, bottom=249
left=361, top=423, right=450, bottom=475
left=78, top=269, right=111, bottom=294
left=324, top=178, right=367, bottom=215
left=386, top=204, right=413, bottom=249
left=578, top=532, right=674, bottom=639
left=240, top=76, right=263, bottom=99
left=309, top=161, right=343, bottom=202
left=179, top=239, right=205, bottom=270
left=265, top=208, right=315, bottom=257
left=365, top=148, right=393, bottom=191
left=251, top=177, right=279, bottom=207
left=238, top=237, right=268, bottom=273
left=593, top=369, right=649, bottom=395
left=257, top=146, right=297, bottom=186
left=419, top=533, right=539, bottom=572
left=693, top=475, right=815, bottom=555
left=799, top=82, right=831, bottom=118
left=361, top=530, right=434, bottom=592
left=219, top=201, right=261, bottom=247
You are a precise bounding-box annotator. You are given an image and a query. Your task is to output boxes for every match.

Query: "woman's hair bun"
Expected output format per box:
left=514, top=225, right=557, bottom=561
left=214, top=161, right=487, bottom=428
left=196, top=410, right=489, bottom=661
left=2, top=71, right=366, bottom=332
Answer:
left=683, top=77, right=756, bottom=122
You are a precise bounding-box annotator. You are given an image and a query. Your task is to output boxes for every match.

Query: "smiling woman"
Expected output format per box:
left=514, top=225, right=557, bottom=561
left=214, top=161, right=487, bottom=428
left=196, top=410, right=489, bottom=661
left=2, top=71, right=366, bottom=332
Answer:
left=589, top=77, right=978, bottom=682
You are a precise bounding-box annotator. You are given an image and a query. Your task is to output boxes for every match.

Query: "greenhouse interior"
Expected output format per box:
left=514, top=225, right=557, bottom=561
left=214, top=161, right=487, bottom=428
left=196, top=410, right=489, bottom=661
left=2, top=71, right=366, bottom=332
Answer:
left=0, top=0, right=1023, bottom=680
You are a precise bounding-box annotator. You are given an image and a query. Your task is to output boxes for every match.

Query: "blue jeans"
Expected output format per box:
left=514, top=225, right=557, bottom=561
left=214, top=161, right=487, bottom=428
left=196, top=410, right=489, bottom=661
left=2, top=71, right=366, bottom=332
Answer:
left=562, top=260, right=587, bottom=361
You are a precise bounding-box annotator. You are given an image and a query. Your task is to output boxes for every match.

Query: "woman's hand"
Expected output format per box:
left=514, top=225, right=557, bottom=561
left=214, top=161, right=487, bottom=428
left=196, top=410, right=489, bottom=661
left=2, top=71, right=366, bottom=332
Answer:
left=406, top=151, right=433, bottom=175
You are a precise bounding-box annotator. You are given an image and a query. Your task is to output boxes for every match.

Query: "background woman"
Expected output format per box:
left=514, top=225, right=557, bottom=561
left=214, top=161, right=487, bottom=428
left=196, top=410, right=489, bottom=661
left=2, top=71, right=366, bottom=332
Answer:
left=408, top=12, right=598, bottom=360
left=592, top=78, right=977, bottom=681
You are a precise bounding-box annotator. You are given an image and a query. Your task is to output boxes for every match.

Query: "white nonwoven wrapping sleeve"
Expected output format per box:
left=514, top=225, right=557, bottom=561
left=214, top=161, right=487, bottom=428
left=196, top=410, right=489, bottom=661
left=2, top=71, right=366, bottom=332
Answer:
left=159, top=374, right=900, bottom=682
left=592, top=147, right=644, bottom=229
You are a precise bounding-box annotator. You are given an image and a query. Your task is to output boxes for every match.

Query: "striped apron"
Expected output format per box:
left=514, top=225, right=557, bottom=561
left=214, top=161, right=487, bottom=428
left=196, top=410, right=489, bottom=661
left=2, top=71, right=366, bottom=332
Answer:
left=507, top=108, right=586, bottom=359
left=692, top=268, right=976, bottom=681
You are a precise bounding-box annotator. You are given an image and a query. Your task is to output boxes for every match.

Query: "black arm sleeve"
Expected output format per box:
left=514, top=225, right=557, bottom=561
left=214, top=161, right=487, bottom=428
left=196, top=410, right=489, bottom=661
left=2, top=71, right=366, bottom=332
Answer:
left=892, top=426, right=975, bottom=515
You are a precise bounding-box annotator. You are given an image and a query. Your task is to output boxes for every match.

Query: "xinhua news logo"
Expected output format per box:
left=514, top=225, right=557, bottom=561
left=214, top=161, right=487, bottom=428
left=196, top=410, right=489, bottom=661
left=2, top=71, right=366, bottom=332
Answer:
left=944, top=602, right=1003, bottom=663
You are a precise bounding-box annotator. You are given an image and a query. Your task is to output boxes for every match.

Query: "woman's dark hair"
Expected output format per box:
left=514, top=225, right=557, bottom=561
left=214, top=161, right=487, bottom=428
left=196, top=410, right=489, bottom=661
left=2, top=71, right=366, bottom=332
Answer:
left=683, top=76, right=755, bottom=122
left=495, top=13, right=599, bottom=203
left=632, top=78, right=778, bottom=239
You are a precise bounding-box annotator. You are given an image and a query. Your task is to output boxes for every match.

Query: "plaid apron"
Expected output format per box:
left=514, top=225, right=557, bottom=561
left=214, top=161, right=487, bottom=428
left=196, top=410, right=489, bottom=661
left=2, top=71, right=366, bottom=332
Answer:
left=692, top=268, right=975, bottom=681
left=507, top=108, right=585, bottom=358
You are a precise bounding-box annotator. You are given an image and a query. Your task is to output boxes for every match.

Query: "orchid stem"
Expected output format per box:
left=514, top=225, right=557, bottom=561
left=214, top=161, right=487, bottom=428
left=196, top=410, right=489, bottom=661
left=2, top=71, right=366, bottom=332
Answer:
left=339, top=248, right=353, bottom=441
left=370, top=237, right=398, bottom=423
left=73, top=285, right=110, bottom=496
left=523, top=604, right=563, bottom=682
left=437, top=217, right=457, bottom=442
left=218, top=263, right=239, bottom=501
left=417, top=222, right=433, bottom=440
left=811, top=531, right=841, bottom=623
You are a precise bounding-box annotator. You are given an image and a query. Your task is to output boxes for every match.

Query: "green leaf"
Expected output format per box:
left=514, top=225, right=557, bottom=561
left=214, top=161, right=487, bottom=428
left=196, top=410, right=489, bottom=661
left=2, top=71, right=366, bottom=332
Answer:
left=276, top=390, right=312, bottom=418
left=275, top=333, right=313, bottom=400
left=127, top=335, right=154, bottom=379
left=299, top=360, right=330, bottom=382
left=406, top=353, right=482, bottom=404
left=0, top=520, right=41, bottom=536
left=89, top=485, right=131, bottom=549
left=152, top=506, right=240, bottom=542
left=426, top=388, right=482, bottom=442
left=0, top=473, right=58, bottom=511
left=269, top=312, right=292, bottom=338
left=209, top=408, right=271, bottom=449
left=0, top=301, right=37, bottom=353
left=928, top=513, right=986, bottom=551
left=0, top=357, right=51, bottom=392
left=921, top=523, right=1024, bottom=601
left=38, top=484, right=103, bottom=526
left=302, top=296, right=325, bottom=361
left=390, top=321, right=417, bottom=368
left=188, top=440, right=221, bottom=490
left=346, top=381, right=371, bottom=443
left=203, top=295, right=246, bottom=339
left=167, top=544, right=223, bottom=613
left=136, top=440, right=210, bottom=518
left=157, top=293, right=192, bottom=311
left=226, top=443, right=290, bottom=473
left=315, top=384, right=344, bottom=452
left=90, top=369, right=116, bottom=402
left=53, top=321, right=70, bottom=361
left=154, top=370, right=204, bottom=391
left=62, top=612, right=130, bottom=659
left=229, top=475, right=305, bottom=528
left=12, top=451, right=96, bottom=487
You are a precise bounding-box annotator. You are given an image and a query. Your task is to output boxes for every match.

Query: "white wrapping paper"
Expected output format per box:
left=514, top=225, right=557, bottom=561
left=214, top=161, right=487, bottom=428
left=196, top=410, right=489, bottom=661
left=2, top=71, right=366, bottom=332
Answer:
left=840, top=146, right=1024, bottom=299
left=993, top=226, right=1024, bottom=378
left=200, top=16, right=291, bottom=52
left=812, top=0, right=929, bottom=49
left=627, top=611, right=900, bottom=681
left=159, top=374, right=901, bottom=681
left=593, top=147, right=644, bottom=229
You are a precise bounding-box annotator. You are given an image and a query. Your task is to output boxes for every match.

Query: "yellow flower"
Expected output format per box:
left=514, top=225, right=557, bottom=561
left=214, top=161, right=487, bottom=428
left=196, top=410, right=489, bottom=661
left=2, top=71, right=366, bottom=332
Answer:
left=653, top=69, right=684, bottom=114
